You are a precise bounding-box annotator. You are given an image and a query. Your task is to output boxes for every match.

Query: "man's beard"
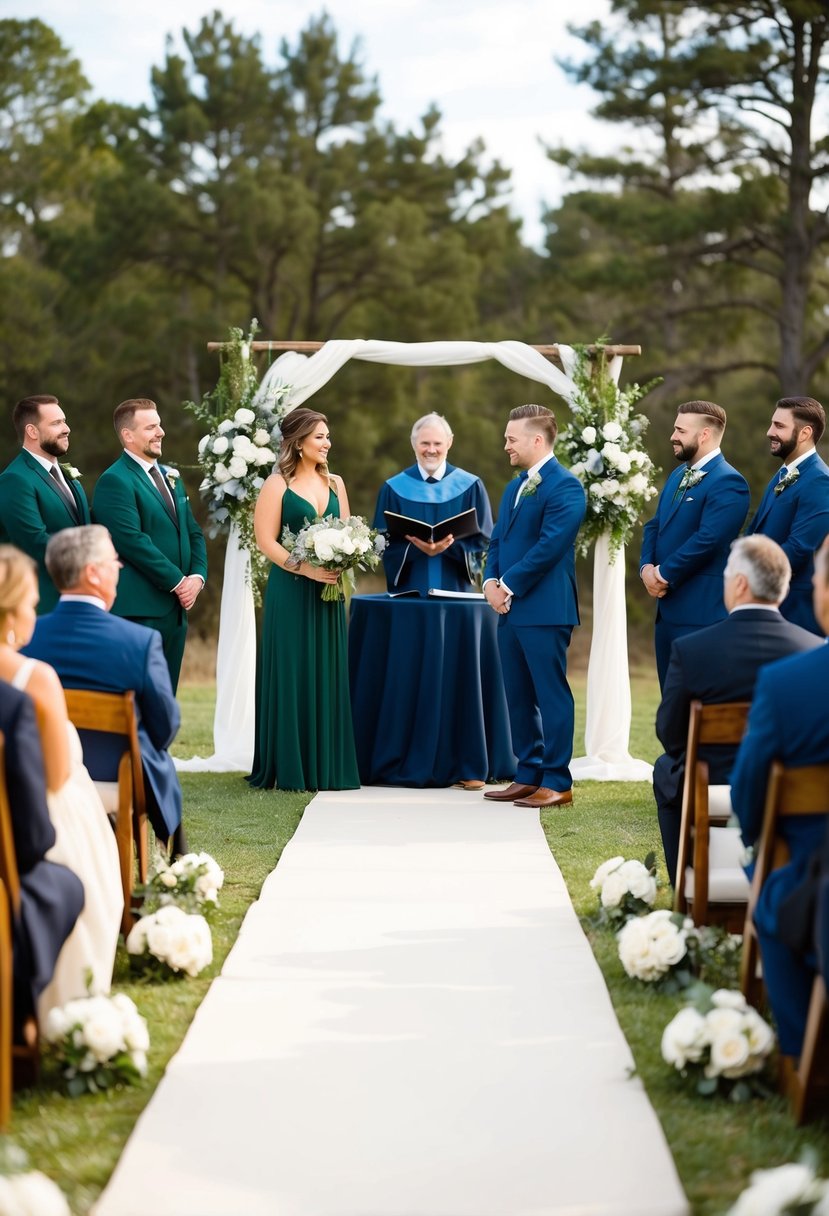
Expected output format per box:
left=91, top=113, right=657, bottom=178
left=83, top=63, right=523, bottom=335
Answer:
left=770, top=433, right=797, bottom=462
left=40, top=437, right=69, bottom=458
left=141, top=442, right=162, bottom=459
left=674, top=440, right=699, bottom=465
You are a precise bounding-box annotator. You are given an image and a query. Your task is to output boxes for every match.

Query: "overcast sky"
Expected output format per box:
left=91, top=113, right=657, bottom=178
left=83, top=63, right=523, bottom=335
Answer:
left=11, top=0, right=621, bottom=247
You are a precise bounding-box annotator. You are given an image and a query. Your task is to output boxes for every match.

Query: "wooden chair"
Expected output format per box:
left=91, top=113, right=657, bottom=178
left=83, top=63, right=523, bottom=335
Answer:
left=674, top=700, right=751, bottom=931
left=740, top=760, right=829, bottom=1123
left=0, top=732, right=39, bottom=1093
left=63, top=690, right=149, bottom=935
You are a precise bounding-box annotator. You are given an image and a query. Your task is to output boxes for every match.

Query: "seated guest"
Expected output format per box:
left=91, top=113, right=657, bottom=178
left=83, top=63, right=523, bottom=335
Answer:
left=654, top=535, right=820, bottom=886
left=0, top=545, right=121, bottom=1020
left=373, top=413, right=493, bottom=594
left=0, top=678, right=84, bottom=1029
left=23, top=525, right=185, bottom=854
left=730, top=533, right=829, bottom=1058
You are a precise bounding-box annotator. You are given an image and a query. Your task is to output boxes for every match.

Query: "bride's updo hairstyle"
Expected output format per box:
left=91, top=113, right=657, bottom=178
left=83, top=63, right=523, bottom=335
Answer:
left=0, top=544, right=36, bottom=640
left=277, top=408, right=330, bottom=483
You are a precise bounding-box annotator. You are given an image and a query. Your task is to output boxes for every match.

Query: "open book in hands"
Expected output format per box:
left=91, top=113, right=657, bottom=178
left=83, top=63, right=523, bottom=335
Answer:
left=383, top=506, right=479, bottom=544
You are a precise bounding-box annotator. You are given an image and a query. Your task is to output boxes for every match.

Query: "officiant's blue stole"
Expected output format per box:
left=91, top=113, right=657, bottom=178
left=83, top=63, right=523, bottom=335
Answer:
left=386, top=466, right=478, bottom=504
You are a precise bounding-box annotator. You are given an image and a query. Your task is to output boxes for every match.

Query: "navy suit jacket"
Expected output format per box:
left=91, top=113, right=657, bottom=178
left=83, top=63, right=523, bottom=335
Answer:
left=640, top=453, right=749, bottom=626
left=746, top=451, right=829, bottom=634
left=0, top=680, right=84, bottom=1013
left=654, top=608, right=821, bottom=809
left=730, top=644, right=829, bottom=937
left=483, top=458, right=585, bottom=627
left=23, top=601, right=183, bottom=838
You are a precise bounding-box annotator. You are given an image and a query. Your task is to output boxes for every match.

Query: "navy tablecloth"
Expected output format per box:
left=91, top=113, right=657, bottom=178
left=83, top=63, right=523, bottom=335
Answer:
left=348, top=594, right=516, bottom=787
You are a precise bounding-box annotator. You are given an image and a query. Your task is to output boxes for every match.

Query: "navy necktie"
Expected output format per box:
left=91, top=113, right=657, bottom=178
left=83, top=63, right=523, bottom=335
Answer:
left=425, top=476, right=438, bottom=484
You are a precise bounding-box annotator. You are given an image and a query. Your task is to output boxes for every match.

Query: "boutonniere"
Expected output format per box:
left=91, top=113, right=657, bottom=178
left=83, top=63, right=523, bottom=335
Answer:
left=522, top=472, right=542, bottom=497
left=679, top=468, right=707, bottom=491
left=60, top=462, right=82, bottom=481
left=164, top=466, right=180, bottom=490
left=774, top=467, right=800, bottom=495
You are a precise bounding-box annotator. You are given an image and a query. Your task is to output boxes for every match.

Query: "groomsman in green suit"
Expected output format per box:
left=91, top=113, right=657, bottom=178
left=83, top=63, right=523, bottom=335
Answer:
left=92, top=398, right=207, bottom=692
left=0, top=394, right=91, bottom=612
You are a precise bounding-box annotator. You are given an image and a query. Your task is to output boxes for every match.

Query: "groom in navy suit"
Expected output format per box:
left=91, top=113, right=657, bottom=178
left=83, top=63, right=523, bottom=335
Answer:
left=746, top=395, right=829, bottom=635
left=640, top=400, right=749, bottom=689
left=23, top=525, right=184, bottom=851
left=482, top=405, right=586, bottom=808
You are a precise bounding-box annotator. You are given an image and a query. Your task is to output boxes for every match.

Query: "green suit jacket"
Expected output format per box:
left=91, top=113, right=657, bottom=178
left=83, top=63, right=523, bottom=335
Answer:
left=0, top=450, right=91, bottom=612
left=92, top=453, right=208, bottom=620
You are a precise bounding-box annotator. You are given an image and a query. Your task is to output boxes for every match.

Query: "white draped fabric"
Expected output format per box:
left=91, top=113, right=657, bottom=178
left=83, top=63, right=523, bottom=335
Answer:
left=182, top=339, right=649, bottom=780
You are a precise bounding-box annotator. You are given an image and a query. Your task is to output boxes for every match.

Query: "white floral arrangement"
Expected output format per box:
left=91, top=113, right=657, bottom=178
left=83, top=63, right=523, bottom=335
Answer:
left=126, top=905, right=213, bottom=979
left=139, top=851, right=224, bottom=917
left=558, top=344, right=659, bottom=557
left=727, top=1160, right=829, bottom=1216
left=661, top=988, right=775, bottom=1100
left=282, top=513, right=386, bottom=602
left=0, top=1145, right=69, bottom=1216
left=589, top=853, right=658, bottom=926
left=618, top=909, right=690, bottom=983
left=185, top=321, right=292, bottom=595
left=42, top=993, right=150, bottom=1096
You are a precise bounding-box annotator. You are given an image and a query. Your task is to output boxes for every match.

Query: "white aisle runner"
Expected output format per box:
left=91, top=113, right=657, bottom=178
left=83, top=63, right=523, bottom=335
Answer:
left=94, top=789, right=688, bottom=1216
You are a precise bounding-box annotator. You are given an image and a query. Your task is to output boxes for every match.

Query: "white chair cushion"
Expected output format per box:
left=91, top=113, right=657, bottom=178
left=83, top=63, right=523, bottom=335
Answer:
left=94, top=780, right=121, bottom=815
left=683, top=826, right=750, bottom=903
left=707, top=784, right=733, bottom=822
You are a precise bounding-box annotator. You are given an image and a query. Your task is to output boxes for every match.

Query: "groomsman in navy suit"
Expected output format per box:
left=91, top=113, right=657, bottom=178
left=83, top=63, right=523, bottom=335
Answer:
left=640, top=401, right=749, bottom=689
left=746, top=395, right=829, bottom=635
left=23, top=525, right=185, bottom=852
left=730, top=535, right=829, bottom=1058
left=482, top=405, right=586, bottom=808
left=0, top=395, right=91, bottom=613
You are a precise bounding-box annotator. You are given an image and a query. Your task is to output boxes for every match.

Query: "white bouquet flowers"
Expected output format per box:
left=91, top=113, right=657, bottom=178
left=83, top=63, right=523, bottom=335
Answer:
left=282, top=513, right=386, bottom=602
left=140, top=851, right=224, bottom=917
left=126, top=905, right=213, bottom=979
left=589, top=853, right=658, bottom=926
left=618, top=909, right=690, bottom=983
left=42, top=993, right=150, bottom=1096
left=727, top=1161, right=829, bottom=1216
left=661, top=988, right=775, bottom=1099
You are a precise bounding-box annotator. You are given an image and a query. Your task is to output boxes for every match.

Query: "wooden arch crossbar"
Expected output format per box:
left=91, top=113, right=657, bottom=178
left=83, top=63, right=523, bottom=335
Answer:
left=207, top=341, right=642, bottom=366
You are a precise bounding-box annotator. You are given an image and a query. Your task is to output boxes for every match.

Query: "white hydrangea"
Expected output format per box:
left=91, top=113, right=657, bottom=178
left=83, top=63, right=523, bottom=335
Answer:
left=233, top=407, right=256, bottom=426
left=602, top=421, right=623, bottom=441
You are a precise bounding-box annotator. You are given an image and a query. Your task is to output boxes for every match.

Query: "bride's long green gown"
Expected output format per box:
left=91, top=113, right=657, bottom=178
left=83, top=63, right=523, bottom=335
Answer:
left=247, top=486, right=360, bottom=791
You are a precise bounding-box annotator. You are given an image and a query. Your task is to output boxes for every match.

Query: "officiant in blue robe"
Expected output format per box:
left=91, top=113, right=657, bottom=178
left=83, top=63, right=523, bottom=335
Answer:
left=373, top=413, right=493, bottom=594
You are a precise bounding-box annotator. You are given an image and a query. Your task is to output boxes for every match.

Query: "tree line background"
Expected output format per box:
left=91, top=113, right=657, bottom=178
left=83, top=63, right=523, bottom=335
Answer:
left=2, top=1, right=828, bottom=645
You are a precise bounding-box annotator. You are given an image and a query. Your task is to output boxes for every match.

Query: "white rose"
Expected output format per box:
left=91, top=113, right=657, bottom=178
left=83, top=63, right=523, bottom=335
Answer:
left=570, top=462, right=586, bottom=478
left=589, top=482, right=605, bottom=497
left=0, top=1176, right=24, bottom=1216
left=227, top=455, right=247, bottom=479
left=198, top=434, right=210, bottom=455
left=708, top=1028, right=751, bottom=1077
left=600, top=870, right=627, bottom=908
left=711, top=989, right=746, bottom=1011
left=590, top=856, right=624, bottom=890
left=629, top=472, right=649, bottom=495
left=616, top=859, right=657, bottom=903
left=125, top=918, right=149, bottom=954
left=82, top=999, right=127, bottom=1063
left=743, top=1008, right=775, bottom=1058
left=618, top=918, right=660, bottom=980
left=255, top=447, right=275, bottom=466
left=213, top=462, right=231, bottom=484
left=601, top=441, right=621, bottom=464
left=615, top=452, right=632, bottom=474
left=602, top=421, right=623, bottom=441
left=253, top=428, right=271, bottom=445
left=661, top=1006, right=707, bottom=1068
left=581, top=426, right=597, bottom=444
left=729, top=1165, right=824, bottom=1216
left=44, top=1005, right=71, bottom=1043
left=131, top=1049, right=149, bottom=1076
left=705, top=1007, right=744, bottom=1039
left=313, top=539, right=334, bottom=562
left=652, top=924, right=687, bottom=967
left=9, top=1172, right=71, bottom=1216
left=233, top=407, right=256, bottom=426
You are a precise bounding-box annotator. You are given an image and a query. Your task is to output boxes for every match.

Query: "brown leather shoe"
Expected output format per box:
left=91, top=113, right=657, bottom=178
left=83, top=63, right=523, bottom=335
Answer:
left=514, top=787, right=573, bottom=808
left=453, top=779, right=486, bottom=791
left=483, top=782, right=539, bottom=802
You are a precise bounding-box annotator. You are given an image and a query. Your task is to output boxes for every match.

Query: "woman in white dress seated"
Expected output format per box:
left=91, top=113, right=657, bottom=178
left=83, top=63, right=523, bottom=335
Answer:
left=0, top=545, right=122, bottom=1020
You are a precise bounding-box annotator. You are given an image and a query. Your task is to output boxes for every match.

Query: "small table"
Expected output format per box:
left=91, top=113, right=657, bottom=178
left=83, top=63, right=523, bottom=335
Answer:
left=348, top=594, right=516, bottom=787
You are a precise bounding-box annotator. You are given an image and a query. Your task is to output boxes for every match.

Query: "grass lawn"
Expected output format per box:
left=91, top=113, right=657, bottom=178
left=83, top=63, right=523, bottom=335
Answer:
left=9, top=673, right=829, bottom=1214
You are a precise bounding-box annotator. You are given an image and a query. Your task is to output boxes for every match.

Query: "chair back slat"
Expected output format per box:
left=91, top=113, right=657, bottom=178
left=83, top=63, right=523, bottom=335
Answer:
left=0, top=736, right=21, bottom=915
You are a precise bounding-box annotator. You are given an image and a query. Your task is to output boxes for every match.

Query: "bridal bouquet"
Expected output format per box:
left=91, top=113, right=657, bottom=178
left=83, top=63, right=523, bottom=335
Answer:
left=282, top=514, right=386, bottom=602
left=42, top=993, right=150, bottom=1096
left=589, top=853, right=658, bottom=926
left=126, top=905, right=213, bottom=979
left=139, top=851, right=224, bottom=917
left=661, top=988, right=775, bottom=1099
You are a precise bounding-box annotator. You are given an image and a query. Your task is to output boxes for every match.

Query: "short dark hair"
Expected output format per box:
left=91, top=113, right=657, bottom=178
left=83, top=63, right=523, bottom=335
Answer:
left=676, top=400, right=727, bottom=436
left=12, top=394, right=60, bottom=441
left=508, top=404, right=557, bottom=445
left=777, top=396, right=825, bottom=444
left=113, top=398, right=157, bottom=438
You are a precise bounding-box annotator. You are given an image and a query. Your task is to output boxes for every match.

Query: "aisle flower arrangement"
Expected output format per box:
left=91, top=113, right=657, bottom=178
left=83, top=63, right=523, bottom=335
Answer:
left=184, top=320, right=292, bottom=594
left=0, top=1144, right=69, bottom=1216
left=126, top=905, right=213, bottom=979
left=661, top=988, right=775, bottom=1100
left=726, top=1160, right=829, bottom=1215
left=42, top=993, right=150, bottom=1096
left=589, top=853, right=658, bottom=926
left=139, top=851, right=225, bottom=917
left=616, top=912, right=741, bottom=991
left=282, top=514, right=386, bottom=601
left=558, top=344, right=659, bottom=557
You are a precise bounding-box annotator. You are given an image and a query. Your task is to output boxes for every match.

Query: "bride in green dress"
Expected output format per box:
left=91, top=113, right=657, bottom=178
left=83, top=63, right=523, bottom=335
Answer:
left=247, top=408, right=360, bottom=791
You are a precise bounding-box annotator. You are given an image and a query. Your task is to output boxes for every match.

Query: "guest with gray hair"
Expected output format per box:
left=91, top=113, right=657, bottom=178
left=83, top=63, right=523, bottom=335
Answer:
left=653, top=534, right=822, bottom=886
left=23, top=525, right=186, bottom=856
left=373, top=411, right=493, bottom=595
